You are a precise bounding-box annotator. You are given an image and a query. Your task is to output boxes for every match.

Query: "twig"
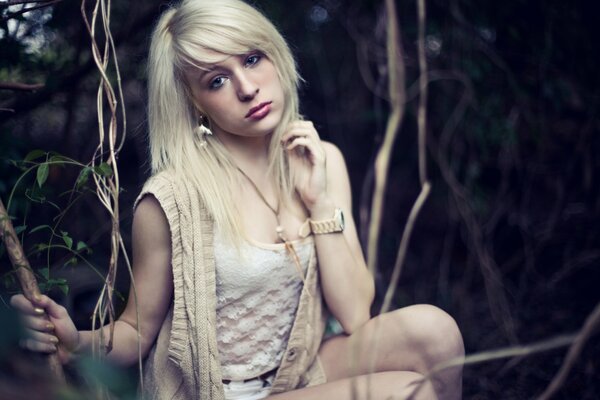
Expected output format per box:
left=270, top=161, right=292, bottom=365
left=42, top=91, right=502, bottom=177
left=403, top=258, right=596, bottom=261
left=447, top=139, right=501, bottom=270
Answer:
left=0, top=0, right=56, bottom=6
left=80, top=0, right=139, bottom=392
left=380, top=182, right=430, bottom=313
left=537, top=301, right=600, bottom=400
left=0, top=198, right=65, bottom=382
left=378, top=0, right=431, bottom=315
left=406, top=332, right=580, bottom=399
left=2, top=0, right=62, bottom=20
left=416, top=0, right=427, bottom=186
left=0, top=81, right=44, bottom=92
left=367, top=0, right=406, bottom=275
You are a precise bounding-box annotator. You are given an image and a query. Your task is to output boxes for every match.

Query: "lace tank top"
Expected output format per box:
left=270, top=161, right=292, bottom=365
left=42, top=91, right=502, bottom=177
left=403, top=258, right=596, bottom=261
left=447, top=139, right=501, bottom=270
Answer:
left=214, top=228, right=313, bottom=381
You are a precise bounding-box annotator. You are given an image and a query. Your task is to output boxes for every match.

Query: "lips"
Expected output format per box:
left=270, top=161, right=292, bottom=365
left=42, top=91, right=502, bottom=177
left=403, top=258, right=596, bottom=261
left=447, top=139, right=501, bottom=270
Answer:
left=245, top=101, right=273, bottom=119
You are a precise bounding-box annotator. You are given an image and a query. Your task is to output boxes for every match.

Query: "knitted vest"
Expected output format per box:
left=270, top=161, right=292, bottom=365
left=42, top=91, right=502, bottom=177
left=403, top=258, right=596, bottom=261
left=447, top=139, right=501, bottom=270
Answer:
left=135, top=171, right=327, bottom=400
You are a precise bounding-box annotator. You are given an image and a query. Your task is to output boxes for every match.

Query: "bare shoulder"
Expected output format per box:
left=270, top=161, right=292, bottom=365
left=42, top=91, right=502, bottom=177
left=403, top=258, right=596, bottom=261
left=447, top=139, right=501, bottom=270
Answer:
left=133, top=195, right=170, bottom=246
left=321, top=140, right=348, bottom=177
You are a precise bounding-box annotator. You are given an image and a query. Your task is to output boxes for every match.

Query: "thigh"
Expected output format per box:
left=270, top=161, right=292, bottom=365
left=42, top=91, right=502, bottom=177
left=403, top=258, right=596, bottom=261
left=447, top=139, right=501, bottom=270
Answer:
left=318, top=304, right=444, bottom=381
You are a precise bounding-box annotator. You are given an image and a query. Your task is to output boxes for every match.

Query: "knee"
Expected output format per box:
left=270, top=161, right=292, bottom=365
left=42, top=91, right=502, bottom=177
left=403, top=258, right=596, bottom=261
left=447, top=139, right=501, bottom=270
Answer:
left=390, top=304, right=464, bottom=368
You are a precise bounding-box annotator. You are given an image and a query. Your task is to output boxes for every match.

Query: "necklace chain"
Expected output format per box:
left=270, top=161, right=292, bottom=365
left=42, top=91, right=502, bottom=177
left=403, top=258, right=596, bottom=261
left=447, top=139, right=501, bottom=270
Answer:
left=235, top=166, right=306, bottom=282
left=235, top=166, right=288, bottom=242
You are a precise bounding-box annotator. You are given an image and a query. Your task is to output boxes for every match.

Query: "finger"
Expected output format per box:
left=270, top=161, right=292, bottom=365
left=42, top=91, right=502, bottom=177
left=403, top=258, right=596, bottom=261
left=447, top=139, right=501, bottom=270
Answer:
left=21, top=315, right=55, bottom=332
left=286, top=138, right=325, bottom=160
left=287, top=120, right=315, bottom=130
left=10, top=294, right=46, bottom=316
left=39, top=297, right=69, bottom=320
left=26, top=329, right=60, bottom=345
left=282, top=122, right=320, bottom=142
left=281, top=131, right=309, bottom=145
left=19, top=338, right=57, bottom=353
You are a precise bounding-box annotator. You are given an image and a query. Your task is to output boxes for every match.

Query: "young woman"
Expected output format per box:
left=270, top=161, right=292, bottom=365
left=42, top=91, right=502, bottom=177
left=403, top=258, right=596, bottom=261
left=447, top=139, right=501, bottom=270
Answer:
left=11, top=1, right=464, bottom=399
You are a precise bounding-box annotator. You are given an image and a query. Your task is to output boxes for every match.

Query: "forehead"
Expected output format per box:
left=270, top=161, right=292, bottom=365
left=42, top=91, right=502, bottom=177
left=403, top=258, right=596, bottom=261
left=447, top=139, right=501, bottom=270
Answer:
left=181, top=49, right=238, bottom=78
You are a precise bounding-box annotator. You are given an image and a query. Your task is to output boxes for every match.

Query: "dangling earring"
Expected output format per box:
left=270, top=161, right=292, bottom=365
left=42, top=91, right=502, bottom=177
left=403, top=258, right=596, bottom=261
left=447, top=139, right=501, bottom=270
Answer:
left=196, top=115, right=213, bottom=148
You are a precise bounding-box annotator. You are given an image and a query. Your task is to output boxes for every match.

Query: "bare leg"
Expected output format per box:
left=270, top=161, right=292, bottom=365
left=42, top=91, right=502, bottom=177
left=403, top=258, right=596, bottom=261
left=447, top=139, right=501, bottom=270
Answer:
left=318, top=304, right=464, bottom=400
left=267, top=371, right=437, bottom=400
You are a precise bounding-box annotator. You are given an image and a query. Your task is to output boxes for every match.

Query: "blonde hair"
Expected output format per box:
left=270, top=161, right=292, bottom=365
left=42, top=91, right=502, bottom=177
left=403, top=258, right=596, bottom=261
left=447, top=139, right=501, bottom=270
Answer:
left=147, top=0, right=301, bottom=242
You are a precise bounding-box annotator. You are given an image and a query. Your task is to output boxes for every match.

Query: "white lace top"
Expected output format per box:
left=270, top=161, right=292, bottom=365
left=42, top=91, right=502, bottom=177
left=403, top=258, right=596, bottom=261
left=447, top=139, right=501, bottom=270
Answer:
left=214, top=228, right=313, bottom=381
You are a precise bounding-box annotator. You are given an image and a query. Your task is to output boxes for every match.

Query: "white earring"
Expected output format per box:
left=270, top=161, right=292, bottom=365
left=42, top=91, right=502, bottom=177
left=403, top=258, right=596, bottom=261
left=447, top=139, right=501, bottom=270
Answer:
left=198, top=124, right=213, bottom=136
left=197, top=115, right=213, bottom=148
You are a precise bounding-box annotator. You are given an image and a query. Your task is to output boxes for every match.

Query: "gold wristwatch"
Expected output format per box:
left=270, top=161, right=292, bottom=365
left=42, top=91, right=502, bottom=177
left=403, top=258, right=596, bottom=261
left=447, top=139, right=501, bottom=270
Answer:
left=309, top=208, right=345, bottom=234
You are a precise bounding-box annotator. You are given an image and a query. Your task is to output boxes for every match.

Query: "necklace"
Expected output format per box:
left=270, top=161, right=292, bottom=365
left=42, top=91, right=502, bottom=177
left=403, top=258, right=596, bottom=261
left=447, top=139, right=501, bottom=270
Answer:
left=235, top=166, right=305, bottom=281
left=235, top=166, right=287, bottom=243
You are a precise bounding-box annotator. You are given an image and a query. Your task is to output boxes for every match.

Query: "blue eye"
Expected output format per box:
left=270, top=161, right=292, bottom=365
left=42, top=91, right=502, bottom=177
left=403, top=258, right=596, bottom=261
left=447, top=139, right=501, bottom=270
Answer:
left=245, top=53, right=261, bottom=67
left=209, top=76, right=227, bottom=90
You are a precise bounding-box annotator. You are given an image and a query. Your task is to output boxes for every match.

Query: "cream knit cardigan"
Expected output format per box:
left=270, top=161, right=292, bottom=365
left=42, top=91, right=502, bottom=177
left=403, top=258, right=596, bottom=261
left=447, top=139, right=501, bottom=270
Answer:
left=136, top=171, right=327, bottom=400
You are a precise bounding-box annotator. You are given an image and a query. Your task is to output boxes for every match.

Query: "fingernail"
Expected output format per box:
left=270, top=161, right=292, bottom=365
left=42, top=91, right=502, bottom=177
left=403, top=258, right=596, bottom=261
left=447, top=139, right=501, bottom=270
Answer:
left=34, top=294, right=41, bottom=302
left=34, top=307, right=44, bottom=315
left=46, top=323, right=55, bottom=331
left=49, top=336, right=59, bottom=344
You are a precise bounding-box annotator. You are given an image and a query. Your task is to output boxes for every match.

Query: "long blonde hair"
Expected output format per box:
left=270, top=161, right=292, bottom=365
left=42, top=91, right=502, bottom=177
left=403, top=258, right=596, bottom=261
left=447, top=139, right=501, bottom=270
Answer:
left=147, top=0, right=301, bottom=242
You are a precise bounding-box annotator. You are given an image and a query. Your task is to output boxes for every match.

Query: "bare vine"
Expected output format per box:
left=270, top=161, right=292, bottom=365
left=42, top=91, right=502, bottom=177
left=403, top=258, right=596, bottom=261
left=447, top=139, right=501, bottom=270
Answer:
left=79, top=0, right=142, bottom=391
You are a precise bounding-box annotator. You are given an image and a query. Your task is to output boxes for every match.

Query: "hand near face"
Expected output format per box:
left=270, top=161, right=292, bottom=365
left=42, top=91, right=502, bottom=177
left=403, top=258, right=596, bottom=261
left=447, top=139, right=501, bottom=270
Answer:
left=281, top=120, right=329, bottom=211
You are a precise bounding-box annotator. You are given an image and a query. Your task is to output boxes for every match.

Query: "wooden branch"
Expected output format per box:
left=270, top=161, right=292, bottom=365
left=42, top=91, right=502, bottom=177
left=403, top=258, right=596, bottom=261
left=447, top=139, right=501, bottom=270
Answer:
left=0, top=81, right=45, bottom=92
left=0, top=199, right=65, bottom=383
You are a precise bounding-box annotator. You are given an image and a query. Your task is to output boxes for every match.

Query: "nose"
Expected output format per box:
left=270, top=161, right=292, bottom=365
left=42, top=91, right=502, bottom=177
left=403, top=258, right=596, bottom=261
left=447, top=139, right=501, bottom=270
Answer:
left=235, top=72, right=259, bottom=101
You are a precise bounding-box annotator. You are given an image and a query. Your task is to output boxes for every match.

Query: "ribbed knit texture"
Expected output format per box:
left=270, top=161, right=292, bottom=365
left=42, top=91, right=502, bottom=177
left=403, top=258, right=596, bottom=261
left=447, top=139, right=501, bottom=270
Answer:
left=135, top=170, right=328, bottom=399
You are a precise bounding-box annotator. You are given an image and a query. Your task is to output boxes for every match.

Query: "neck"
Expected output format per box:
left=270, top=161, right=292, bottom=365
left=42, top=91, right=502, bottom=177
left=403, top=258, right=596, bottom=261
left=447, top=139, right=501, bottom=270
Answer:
left=217, top=131, right=271, bottom=172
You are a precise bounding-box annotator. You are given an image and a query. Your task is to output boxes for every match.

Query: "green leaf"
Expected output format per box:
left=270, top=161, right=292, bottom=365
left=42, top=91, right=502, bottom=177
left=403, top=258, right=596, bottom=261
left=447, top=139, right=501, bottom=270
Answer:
left=49, top=155, right=69, bottom=164
left=30, top=225, right=51, bottom=234
left=36, top=163, right=49, bottom=187
left=62, top=234, right=73, bottom=249
left=76, top=241, right=87, bottom=252
left=38, top=268, right=49, bottom=280
left=33, top=243, right=50, bottom=252
left=76, top=167, right=92, bottom=190
left=24, top=150, right=46, bottom=162
left=94, top=163, right=113, bottom=177
left=64, top=257, right=77, bottom=267
left=14, top=225, right=27, bottom=235
left=57, top=282, right=69, bottom=296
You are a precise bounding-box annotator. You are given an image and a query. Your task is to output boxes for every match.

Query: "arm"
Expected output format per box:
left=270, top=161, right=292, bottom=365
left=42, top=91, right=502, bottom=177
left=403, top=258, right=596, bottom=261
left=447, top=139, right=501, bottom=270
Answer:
left=11, top=195, right=173, bottom=366
left=283, top=122, right=375, bottom=334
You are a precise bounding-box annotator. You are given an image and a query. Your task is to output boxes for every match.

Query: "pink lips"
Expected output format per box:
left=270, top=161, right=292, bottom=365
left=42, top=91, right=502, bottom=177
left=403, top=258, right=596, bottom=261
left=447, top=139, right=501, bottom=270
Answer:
left=245, top=101, right=272, bottom=119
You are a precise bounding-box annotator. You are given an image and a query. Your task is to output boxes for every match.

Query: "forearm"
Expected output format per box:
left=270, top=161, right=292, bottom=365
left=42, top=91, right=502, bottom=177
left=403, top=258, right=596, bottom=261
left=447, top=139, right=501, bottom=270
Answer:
left=311, top=202, right=375, bottom=333
left=74, top=319, right=149, bottom=366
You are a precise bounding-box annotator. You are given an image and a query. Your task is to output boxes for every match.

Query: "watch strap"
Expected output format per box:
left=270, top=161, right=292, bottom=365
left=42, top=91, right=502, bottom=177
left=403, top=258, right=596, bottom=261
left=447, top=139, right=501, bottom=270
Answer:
left=308, top=208, right=345, bottom=235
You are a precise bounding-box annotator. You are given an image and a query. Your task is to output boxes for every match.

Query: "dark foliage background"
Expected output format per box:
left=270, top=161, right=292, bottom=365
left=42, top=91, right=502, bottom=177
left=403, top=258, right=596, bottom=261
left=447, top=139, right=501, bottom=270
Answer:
left=1, top=0, right=598, bottom=399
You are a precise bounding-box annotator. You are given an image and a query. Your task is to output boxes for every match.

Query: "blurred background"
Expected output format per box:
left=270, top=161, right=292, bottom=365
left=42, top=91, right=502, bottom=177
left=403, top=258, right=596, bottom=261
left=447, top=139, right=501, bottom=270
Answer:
left=1, top=0, right=599, bottom=399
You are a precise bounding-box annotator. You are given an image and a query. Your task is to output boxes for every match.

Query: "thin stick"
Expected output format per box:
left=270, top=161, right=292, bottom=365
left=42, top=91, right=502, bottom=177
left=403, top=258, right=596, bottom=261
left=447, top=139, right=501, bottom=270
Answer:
left=1, top=0, right=58, bottom=6
left=0, top=82, right=44, bottom=92
left=367, top=0, right=406, bottom=275
left=405, top=333, right=579, bottom=399
left=537, top=301, right=600, bottom=400
left=2, top=0, right=62, bottom=19
left=416, top=0, right=428, bottom=186
left=0, top=198, right=65, bottom=382
left=380, top=182, right=430, bottom=313
left=379, top=0, right=431, bottom=314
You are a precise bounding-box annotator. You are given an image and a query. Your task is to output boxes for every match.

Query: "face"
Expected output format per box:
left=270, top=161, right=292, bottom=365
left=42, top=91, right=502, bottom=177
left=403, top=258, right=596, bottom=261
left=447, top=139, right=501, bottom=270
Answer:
left=184, top=50, right=285, bottom=142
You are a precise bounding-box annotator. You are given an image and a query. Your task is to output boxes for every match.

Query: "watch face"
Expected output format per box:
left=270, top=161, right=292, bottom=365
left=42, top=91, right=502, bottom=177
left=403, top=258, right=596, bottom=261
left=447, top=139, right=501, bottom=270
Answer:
left=338, top=208, right=345, bottom=230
